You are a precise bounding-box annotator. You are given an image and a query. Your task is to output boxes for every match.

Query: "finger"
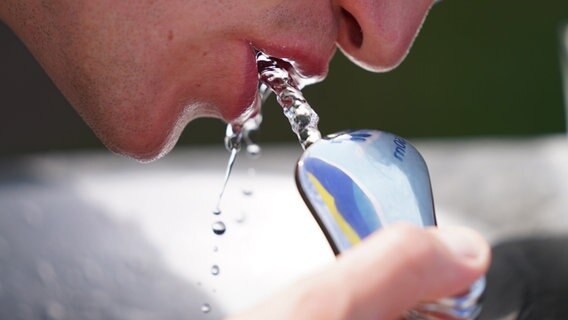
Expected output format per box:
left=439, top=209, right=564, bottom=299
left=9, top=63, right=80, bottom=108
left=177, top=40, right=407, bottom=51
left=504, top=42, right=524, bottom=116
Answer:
left=229, top=223, right=490, bottom=320
left=333, top=223, right=491, bottom=320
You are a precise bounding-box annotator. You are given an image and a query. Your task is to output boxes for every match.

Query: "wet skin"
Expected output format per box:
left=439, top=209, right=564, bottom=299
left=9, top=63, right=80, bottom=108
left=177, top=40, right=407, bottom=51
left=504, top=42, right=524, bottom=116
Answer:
left=0, top=0, right=434, bottom=160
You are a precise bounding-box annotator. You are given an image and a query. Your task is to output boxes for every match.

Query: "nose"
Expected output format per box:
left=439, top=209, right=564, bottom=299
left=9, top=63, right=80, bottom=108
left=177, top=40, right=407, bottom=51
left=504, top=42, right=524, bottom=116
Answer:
left=335, top=0, right=435, bottom=72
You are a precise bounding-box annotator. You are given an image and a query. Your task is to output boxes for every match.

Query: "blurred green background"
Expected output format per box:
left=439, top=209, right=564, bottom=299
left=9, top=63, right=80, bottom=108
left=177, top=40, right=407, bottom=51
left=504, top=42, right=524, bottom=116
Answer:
left=1, top=0, right=567, bottom=155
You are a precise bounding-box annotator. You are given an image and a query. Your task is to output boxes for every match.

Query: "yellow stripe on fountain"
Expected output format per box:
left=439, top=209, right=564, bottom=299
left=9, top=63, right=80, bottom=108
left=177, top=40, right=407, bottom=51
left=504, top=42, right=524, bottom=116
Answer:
left=307, top=173, right=361, bottom=245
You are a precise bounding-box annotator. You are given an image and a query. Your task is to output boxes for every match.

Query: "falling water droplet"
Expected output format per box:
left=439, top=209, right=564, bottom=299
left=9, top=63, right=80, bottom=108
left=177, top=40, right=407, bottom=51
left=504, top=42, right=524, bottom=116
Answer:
left=211, top=265, right=220, bottom=276
left=201, top=303, right=211, bottom=314
left=213, top=246, right=219, bottom=252
left=246, top=144, right=261, bottom=158
left=212, top=209, right=221, bottom=215
left=215, top=146, right=239, bottom=211
left=242, top=189, right=253, bottom=196
left=212, top=221, right=226, bottom=235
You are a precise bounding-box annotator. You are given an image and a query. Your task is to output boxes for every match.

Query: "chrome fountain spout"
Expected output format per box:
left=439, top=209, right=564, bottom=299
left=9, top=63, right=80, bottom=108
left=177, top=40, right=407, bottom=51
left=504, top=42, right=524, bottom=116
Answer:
left=295, top=129, right=485, bottom=320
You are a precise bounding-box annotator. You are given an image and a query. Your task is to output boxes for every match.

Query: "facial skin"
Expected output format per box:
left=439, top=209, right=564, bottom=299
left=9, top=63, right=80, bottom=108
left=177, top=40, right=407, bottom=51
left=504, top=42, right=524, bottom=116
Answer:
left=0, top=0, right=434, bottom=161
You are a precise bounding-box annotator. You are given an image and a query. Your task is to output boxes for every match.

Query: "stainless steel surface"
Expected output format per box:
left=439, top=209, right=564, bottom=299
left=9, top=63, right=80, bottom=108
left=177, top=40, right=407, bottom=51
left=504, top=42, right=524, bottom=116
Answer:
left=1, top=136, right=568, bottom=319
left=409, top=278, right=485, bottom=320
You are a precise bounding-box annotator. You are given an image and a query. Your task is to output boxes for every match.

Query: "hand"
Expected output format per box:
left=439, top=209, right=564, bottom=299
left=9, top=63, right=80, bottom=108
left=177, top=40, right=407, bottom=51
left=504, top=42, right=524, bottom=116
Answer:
left=229, top=223, right=490, bottom=320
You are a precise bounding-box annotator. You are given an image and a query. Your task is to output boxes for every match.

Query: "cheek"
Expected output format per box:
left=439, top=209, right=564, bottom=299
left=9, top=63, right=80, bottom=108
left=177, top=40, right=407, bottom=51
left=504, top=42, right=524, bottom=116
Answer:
left=166, top=40, right=260, bottom=122
left=16, top=0, right=269, bottom=161
left=78, top=37, right=259, bottom=161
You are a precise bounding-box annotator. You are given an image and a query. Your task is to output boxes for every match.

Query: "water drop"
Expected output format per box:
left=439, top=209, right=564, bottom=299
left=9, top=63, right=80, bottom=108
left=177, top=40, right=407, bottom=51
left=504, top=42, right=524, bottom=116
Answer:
left=201, top=303, right=211, bottom=314
left=213, top=246, right=219, bottom=252
left=212, top=209, right=221, bottom=215
left=215, top=147, right=239, bottom=211
left=211, top=265, right=220, bottom=276
left=224, top=124, right=242, bottom=152
left=212, top=221, right=226, bottom=235
left=242, top=189, right=253, bottom=196
left=246, top=144, right=261, bottom=158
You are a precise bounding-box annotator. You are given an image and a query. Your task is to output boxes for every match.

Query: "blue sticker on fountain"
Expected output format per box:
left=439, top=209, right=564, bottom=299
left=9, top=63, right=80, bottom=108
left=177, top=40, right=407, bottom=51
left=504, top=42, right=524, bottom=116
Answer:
left=296, top=129, right=436, bottom=253
left=303, top=157, right=381, bottom=243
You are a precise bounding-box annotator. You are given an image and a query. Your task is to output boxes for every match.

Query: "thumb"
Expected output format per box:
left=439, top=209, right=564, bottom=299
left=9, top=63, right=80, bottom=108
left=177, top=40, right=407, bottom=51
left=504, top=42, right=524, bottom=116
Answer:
left=332, top=223, right=491, bottom=320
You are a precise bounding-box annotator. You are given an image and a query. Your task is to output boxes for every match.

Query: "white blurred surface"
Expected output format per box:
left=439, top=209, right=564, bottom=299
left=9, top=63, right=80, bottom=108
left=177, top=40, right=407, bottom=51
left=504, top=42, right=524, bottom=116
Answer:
left=70, top=153, right=334, bottom=315
left=1, top=136, right=568, bottom=319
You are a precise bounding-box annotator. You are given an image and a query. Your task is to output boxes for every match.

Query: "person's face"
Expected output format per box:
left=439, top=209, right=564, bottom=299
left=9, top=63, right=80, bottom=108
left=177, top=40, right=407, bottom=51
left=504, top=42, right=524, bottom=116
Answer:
left=6, top=0, right=434, bottom=160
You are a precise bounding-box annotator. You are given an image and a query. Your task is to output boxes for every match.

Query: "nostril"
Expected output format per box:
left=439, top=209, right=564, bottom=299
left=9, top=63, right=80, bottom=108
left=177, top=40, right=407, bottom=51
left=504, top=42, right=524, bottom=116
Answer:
left=340, top=8, right=363, bottom=49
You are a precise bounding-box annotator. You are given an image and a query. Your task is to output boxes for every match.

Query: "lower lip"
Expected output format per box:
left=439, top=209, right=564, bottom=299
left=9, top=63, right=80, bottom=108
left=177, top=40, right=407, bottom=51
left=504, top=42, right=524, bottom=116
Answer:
left=216, top=45, right=262, bottom=123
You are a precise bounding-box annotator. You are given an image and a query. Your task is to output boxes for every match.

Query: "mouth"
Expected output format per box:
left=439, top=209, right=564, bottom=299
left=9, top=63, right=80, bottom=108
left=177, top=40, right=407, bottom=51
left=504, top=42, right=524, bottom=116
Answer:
left=115, top=39, right=337, bottom=161
left=251, top=41, right=335, bottom=87
left=223, top=40, right=335, bottom=124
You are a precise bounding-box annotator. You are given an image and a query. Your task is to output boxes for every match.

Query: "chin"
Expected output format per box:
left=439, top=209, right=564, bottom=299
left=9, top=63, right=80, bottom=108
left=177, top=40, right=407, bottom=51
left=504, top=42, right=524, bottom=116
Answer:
left=90, top=103, right=205, bottom=163
left=100, top=126, right=181, bottom=163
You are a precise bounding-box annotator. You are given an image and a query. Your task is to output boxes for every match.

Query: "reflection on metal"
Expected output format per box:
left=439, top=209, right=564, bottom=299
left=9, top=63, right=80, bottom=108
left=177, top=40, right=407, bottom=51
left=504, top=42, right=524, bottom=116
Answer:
left=296, top=129, right=484, bottom=320
left=296, top=130, right=435, bottom=253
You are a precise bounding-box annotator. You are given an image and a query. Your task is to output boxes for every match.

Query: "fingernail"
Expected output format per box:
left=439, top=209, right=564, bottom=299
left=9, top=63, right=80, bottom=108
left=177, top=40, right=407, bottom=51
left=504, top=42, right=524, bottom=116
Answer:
left=435, top=228, right=486, bottom=262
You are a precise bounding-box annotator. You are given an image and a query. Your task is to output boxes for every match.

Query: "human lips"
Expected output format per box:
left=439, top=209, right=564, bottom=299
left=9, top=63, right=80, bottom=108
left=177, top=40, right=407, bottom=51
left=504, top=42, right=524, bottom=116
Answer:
left=219, top=40, right=335, bottom=126
left=252, top=39, right=336, bottom=87
left=104, top=37, right=336, bottom=161
left=221, top=1, right=339, bottom=124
